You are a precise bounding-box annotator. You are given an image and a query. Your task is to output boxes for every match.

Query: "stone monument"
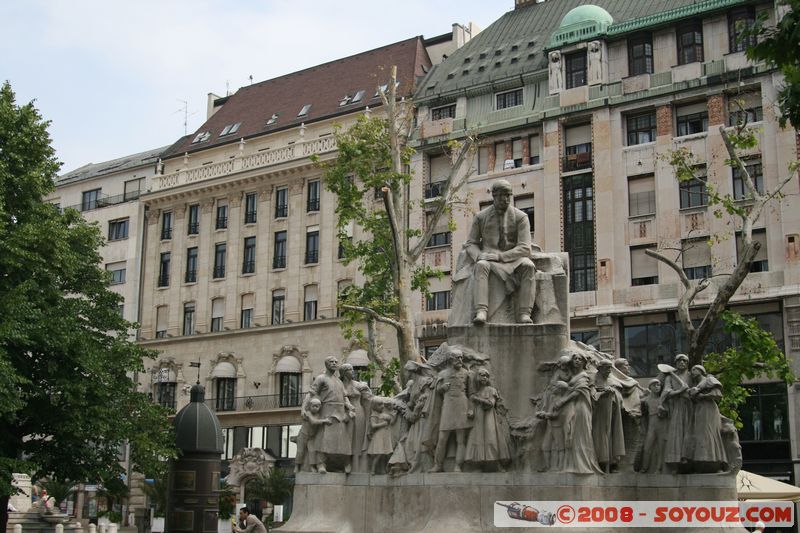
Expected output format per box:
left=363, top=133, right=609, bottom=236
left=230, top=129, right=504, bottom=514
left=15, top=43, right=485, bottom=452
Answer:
left=282, top=180, right=745, bottom=532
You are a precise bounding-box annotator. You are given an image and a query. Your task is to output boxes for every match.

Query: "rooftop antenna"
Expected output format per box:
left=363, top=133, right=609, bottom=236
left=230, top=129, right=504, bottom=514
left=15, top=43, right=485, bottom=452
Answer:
left=174, top=99, right=197, bottom=135
left=226, top=80, right=230, bottom=96
left=249, top=75, right=253, bottom=85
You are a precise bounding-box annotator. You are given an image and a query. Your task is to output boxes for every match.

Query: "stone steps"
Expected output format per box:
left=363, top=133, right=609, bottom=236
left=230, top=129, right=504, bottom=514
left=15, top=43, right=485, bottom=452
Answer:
left=6, top=511, right=83, bottom=533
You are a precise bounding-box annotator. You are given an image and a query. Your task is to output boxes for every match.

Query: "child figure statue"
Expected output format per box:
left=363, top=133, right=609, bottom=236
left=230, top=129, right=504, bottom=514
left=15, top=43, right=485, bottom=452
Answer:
left=465, top=368, right=512, bottom=471
left=294, top=398, right=332, bottom=473
left=639, top=379, right=668, bottom=473
left=366, top=398, right=395, bottom=474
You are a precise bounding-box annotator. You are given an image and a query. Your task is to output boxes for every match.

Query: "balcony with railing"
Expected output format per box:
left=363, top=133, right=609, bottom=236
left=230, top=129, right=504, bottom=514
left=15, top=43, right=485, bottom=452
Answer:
left=152, top=136, right=337, bottom=192
left=65, top=190, right=141, bottom=213
left=424, top=180, right=447, bottom=199
left=205, top=392, right=307, bottom=413
left=273, top=255, right=286, bottom=269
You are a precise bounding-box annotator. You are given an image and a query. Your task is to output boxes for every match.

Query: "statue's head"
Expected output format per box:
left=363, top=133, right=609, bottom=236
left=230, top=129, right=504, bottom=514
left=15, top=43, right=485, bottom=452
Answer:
left=674, top=354, right=689, bottom=370
left=450, top=348, right=464, bottom=369
left=570, top=352, right=587, bottom=372
left=690, top=364, right=707, bottom=380
left=648, top=379, right=662, bottom=394
left=491, top=180, right=513, bottom=213
left=477, top=367, right=491, bottom=385
left=308, top=397, right=322, bottom=413
left=614, top=358, right=631, bottom=375
left=339, top=363, right=354, bottom=379
left=596, top=359, right=613, bottom=377
left=325, top=356, right=339, bottom=372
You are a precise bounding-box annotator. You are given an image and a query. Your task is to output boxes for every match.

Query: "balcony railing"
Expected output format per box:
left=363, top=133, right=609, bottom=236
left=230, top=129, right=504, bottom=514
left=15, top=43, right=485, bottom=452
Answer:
left=185, top=270, right=197, bottom=283
left=161, top=228, right=172, bottom=240
left=152, top=136, right=337, bottom=192
left=274, top=205, right=288, bottom=218
left=216, top=217, right=228, bottom=230
left=273, top=255, right=286, bottom=269
left=205, top=392, right=308, bottom=412
left=305, top=250, right=319, bottom=264
left=242, top=260, right=255, bottom=274
left=306, top=198, right=320, bottom=212
left=157, top=274, right=169, bottom=287
left=213, top=266, right=226, bottom=278
left=66, top=191, right=142, bottom=213
left=244, top=211, right=257, bottom=224
left=424, top=180, right=447, bottom=199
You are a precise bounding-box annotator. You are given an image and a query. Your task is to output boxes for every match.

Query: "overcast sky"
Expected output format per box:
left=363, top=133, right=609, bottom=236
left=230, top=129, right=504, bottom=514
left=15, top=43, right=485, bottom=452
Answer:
left=1, top=1, right=507, bottom=174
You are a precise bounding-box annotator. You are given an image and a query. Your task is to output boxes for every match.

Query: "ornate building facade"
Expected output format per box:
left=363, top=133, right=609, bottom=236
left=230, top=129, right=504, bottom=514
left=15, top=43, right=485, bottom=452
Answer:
left=412, top=0, right=800, bottom=483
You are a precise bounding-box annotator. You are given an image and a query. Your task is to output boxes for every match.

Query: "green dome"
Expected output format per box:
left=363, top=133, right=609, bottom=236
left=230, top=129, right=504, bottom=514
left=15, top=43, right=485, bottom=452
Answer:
left=559, top=5, right=614, bottom=29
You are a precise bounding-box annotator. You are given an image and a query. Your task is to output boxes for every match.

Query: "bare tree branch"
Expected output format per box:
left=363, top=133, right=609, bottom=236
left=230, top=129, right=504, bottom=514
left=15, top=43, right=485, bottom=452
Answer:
left=341, top=304, right=403, bottom=330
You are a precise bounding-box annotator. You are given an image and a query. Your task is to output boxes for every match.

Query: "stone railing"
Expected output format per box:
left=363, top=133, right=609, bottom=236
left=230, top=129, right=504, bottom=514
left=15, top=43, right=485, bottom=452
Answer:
left=151, top=136, right=337, bottom=192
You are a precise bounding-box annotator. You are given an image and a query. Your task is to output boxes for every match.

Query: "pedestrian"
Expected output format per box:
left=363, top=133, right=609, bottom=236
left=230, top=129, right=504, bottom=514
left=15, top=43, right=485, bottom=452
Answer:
left=232, top=507, right=267, bottom=533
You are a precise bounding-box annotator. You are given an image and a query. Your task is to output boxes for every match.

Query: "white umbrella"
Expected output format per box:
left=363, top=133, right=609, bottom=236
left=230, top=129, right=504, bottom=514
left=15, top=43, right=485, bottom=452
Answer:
left=737, top=470, right=800, bottom=501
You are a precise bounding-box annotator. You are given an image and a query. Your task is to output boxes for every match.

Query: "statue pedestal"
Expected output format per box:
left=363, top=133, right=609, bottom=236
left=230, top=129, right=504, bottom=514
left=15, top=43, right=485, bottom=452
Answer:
left=448, top=324, right=568, bottom=419
left=282, top=472, right=747, bottom=533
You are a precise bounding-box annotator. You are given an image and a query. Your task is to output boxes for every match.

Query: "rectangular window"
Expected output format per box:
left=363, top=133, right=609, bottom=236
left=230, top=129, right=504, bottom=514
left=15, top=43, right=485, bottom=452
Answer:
left=426, top=290, right=451, bottom=311
left=303, top=285, right=318, bottom=321
left=215, top=378, right=236, bottom=411
left=272, top=289, right=285, bottom=325
left=515, top=194, right=535, bottom=232
left=622, top=318, right=680, bottom=377
left=213, top=243, right=226, bottom=278
left=156, top=382, right=177, bottom=409
left=565, top=51, right=587, bottom=89
left=679, top=166, right=708, bottom=209
left=274, top=187, right=288, bottom=218
left=242, top=236, right=256, bottom=274
left=496, top=88, right=523, bottom=110
left=728, top=90, right=763, bottom=126
left=626, top=112, right=656, bottom=145
left=307, top=180, right=321, bottom=212
left=280, top=373, right=302, bottom=407
left=81, top=189, right=101, bottom=211
left=155, top=306, right=168, bottom=338
left=187, top=204, right=200, bottom=235
left=682, top=238, right=712, bottom=280
left=563, top=174, right=595, bottom=292
left=676, top=102, right=709, bottom=136
left=210, top=298, right=224, bottom=332
left=106, top=262, right=126, bottom=285
left=431, top=104, right=456, bottom=120
left=182, top=302, right=195, bottom=336
left=158, top=252, right=170, bottom=287
left=528, top=135, right=541, bottom=165
left=511, top=138, right=524, bottom=168
left=628, top=33, right=653, bottom=76
left=216, top=204, right=228, bottom=230
left=564, top=124, right=592, bottom=172
left=427, top=231, right=452, bottom=247
left=273, top=231, right=287, bottom=269
left=305, top=227, right=319, bottom=264
left=628, top=175, right=656, bottom=217
left=736, top=229, right=769, bottom=272
left=185, top=247, right=198, bottom=283
left=729, top=6, right=756, bottom=53
left=732, top=159, right=764, bottom=200
left=244, top=192, right=257, bottom=224
left=108, top=218, right=129, bottom=241
left=338, top=221, right=354, bottom=259
left=240, top=293, right=254, bottom=328
left=161, top=211, right=173, bottom=240
left=631, top=246, right=659, bottom=286
left=124, top=178, right=144, bottom=201
left=677, top=21, right=704, bottom=65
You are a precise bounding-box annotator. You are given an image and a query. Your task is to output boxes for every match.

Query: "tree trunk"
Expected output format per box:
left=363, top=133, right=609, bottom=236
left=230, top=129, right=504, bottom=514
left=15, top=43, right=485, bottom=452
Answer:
left=394, top=265, right=419, bottom=365
left=1, top=494, right=10, bottom=533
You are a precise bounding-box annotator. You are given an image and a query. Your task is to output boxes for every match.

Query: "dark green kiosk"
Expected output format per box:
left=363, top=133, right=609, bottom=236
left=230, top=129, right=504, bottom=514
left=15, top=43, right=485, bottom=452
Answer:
left=166, top=383, right=224, bottom=533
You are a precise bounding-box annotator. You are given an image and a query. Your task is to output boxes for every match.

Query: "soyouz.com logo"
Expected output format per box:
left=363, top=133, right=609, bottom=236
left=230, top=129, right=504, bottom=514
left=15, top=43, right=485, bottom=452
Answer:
left=494, top=501, right=794, bottom=528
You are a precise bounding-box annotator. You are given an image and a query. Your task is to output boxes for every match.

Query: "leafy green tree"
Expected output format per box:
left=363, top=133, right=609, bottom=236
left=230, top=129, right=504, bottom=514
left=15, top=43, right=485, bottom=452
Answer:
left=248, top=469, right=294, bottom=520
left=317, top=67, right=476, bottom=367
left=648, top=110, right=796, bottom=365
left=705, top=311, right=794, bottom=427
left=0, top=81, right=175, bottom=531
left=747, top=0, right=800, bottom=128
left=41, top=478, right=75, bottom=509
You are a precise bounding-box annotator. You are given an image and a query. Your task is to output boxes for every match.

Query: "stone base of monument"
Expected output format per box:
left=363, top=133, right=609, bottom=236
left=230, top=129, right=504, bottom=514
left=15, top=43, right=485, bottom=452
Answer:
left=281, top=472, right=747, bottom=533
left=448, top=324, right=568, bottom=419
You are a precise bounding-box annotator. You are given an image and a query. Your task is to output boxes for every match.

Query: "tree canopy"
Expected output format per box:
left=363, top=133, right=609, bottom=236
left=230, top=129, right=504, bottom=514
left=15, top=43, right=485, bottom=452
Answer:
left=0, top=81, right=175, bottom=528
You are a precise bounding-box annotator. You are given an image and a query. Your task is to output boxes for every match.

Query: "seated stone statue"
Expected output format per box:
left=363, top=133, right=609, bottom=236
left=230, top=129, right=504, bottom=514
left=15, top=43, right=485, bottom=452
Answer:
left=449, top=179, right=567, bottom=326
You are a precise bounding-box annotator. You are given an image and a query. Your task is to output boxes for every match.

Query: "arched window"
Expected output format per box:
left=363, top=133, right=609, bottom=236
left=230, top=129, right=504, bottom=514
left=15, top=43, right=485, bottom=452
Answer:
left=211, top=361, right=236, bottom=411
left=276, top=356, right=302, bottom=407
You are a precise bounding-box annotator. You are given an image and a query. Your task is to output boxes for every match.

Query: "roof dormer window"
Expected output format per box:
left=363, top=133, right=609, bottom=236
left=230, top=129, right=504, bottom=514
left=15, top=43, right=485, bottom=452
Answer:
left=298, top=104, right=312, bottom=117
left=267, top=113, right=279, bottom=125
left=351, top=90, right=365, bottom=103
left=191, top=131, right=211, bottom=144
left=339, top=95, right=351, bottom=106
left=219, top=122, right=241, bottom=136
left=374, top=84, right=388, bottom=97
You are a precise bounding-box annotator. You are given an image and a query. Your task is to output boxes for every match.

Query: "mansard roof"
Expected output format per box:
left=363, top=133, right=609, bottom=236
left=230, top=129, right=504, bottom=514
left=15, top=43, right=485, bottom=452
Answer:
left=162, top=36, right=431, bottom=160
left=416, top=0, right=750, bottom=103
left=58, top=145, right=168, bottom=185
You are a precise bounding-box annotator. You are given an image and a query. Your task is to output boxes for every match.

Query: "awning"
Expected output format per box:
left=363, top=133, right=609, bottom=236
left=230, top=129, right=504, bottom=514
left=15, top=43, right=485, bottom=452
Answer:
left=275, top=356, right=301, bottom=373
left=346, top=349, right=370, bottom=367
left=737, top=470, right=800, bottom=501
left=211, top=361, right=236, bottom=379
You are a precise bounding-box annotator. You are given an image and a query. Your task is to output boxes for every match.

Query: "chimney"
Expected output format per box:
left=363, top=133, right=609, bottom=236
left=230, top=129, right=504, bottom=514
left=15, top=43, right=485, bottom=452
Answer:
left=206, top=92, right=223, bottom=120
